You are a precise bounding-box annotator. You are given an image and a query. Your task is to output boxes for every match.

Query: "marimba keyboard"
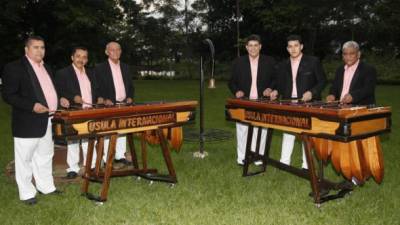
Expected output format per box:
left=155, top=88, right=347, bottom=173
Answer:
left=52, top=101, right=197, bottom=202
left=225, top=98, right=391, bottom=206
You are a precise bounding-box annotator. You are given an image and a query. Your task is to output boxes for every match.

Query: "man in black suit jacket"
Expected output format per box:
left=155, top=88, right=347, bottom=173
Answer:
left=2, top=36, right=68, bottom=205
left=228, top=34, right=276, bottom=165
left=55, top=46, right=103, bottom=179
left=326, top=41, right=376, bottom=105
left=94, top=41, right=134, bottom=165
left=271, top=35, right=326, bottom=169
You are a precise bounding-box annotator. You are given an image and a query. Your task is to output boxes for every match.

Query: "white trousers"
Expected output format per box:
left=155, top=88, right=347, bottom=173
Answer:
left=14, top=118, right=56, bottom=200
left=279, top=133, right=308, bottom=169
left=236, top=123, right=267, bottom=164
left=103, top=135, right=127, bottom=161
left=66, top=139, right=96, bottom=173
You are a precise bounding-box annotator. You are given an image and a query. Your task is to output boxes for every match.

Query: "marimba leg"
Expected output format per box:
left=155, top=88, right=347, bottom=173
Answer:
left=157, top=129, right=177, bottom=182
left=140, top=133, right=148, bottom=170
left=94, top=137, right=104, bottom=176
left=81, top=137, right=96, bottom=194
left=99, top=134, right=118, bottom=201
left=262, top=128, right=274, bottom=170
left=242, top=125, right=254, bottom=176
left=127, top=133, right=139, bottom=169
left=301, top=134, right=321, bottom=204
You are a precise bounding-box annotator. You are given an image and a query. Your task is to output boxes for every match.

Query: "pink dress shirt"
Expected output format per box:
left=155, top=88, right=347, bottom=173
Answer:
left=72, top=64, right=92, bottom=108
left=249, top=56, right=259, bottom=100
left=290, top=54, right=302, bottom=98
left=108, top=59, right=126, bottom=102
left=340, top=60, right=359, bottom=100
left=26, top=55, right=58, bottom=112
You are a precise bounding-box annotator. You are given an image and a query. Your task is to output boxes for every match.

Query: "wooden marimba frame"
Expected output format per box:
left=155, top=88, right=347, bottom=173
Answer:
left=225, top=98, right=391, bottom=206
left=52, top=101, right=197, bottom=203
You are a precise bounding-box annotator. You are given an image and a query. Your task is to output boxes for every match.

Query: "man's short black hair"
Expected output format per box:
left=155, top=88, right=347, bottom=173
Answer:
left=246, top=34, right=262, bottom=45
left=24, top=35, right=45, bottom=47
left=71, top=46, right=88, bottom=56
left=287, top=35, right=303, bottom=44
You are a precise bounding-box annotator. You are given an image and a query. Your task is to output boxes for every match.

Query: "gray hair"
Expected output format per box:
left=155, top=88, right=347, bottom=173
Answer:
left=106, top=41, right=121, bottom=50
left=342, top=41, right=360, bottom=52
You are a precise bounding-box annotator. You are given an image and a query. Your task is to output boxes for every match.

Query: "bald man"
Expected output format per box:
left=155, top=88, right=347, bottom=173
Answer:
left=94, top=41, right=134, bottom=165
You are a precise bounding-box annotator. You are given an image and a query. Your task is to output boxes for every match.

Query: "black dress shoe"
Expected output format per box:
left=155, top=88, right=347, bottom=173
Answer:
left=38, top=189, right=63, bottom=195
left=22, top=197, right=37, bottom=205
left=66, top=171, right=78, bottom=179
left=114, top=158, right=131, bottom=165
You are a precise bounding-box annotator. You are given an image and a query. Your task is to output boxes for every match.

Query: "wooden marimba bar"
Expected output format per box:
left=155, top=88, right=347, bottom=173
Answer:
left=225, top=98, right=391, bottom=206
left=52, top=101, right=197, bottom=202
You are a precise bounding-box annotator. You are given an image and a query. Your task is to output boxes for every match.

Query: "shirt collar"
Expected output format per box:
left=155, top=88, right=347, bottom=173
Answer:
left=344, top=60, right=360, bottom=71
left=248, top=55, right=259, bottom=63
left=108, top=58, right=120, bottom=66
left=25, top=55, right=44, bottom=67
left=290, top=53, right=303, bottom=63
left=72, top=64, right=86, bottom=75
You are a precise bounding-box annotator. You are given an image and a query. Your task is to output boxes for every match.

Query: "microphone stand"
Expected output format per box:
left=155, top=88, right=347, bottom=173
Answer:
left=193, top=56, right=208, bottom=158
left=193, top=39, right=215, bottom=159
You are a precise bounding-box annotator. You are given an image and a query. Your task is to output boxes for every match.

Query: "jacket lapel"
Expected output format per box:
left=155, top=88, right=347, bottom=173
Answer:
left=349, top=62, right=362, bottom=91
left=22, top=57, right=48, bottom=107
left=295, top=56, right=306, bottom=97
left=120, top=63, right=128, bottom=86
left=285, top=59, right=293, bottom=96
left=68, top=65, right=81, bottom=96
left=244, top=56, right=252, bottom=84
left=106, top=61, right=116, bottom=91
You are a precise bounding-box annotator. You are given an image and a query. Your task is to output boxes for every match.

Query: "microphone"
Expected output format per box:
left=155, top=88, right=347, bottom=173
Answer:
left=203, top=38, right=215, bottom=58
left=203, top=38, right=216, bottom=88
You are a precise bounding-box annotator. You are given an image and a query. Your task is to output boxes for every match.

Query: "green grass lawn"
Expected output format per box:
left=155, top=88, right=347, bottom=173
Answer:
left=0, top=80, right=399, bottom=225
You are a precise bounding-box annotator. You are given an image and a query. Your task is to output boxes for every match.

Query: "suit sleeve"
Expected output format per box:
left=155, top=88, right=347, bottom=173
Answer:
left=329, top=68, right=341, bottom=99
left=267, top=58, right=277, bottom=90
left=55, top=70, right=73, bottom=102
left=88, top=69, right=101, bottom=101
left=274, top=63, right=285, bottom=99
left=228, top=59, right=240, bottom=96
left=2, top=64, right=36, bottom=111
left=125, top=65, right=134, bottom=99
left=94, top=65, right=107, bottom=100
left=310, top=58, right=326, bottom=97
left=350, top=66, right=377, bottom=104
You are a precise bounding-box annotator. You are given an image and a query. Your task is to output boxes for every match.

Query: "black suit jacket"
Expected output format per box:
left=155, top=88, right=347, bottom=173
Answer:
left=55, top=65, right=99, bottom=104
left=2, top=57, right=57, bottom=138
left=228, top=55, right=276, bottom=98
left=276, top=55, right=326, bottom=100
left=94, top=60, right=134, bottom=102
left=329, top=61, right=376, bottom=105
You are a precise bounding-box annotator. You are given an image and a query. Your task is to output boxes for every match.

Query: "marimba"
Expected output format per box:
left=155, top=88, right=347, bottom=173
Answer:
left=225, top=98, right=391, bottom=206
left=52, top=101, right=197, bottom=202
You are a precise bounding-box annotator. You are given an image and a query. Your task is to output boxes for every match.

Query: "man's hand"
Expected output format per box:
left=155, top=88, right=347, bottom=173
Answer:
left=326, top=95, right=336, bottom=102
left=235, top=91, right=244, bottom=98
left=270, top=90, right=279, bottom=100
left=33, top=103, right=49, bottom=113
left=263, top=88, right=273, bottom=97
left=74, top=95, right=83, bottom=104
left=341, top=94, right=353, bottom=104
left=104, top=99, right=114, bottom=106
left=126, top=97, right=133, bottom=104
left=302, top=91, right=312, bottom=102
left=97, top=97, right=104, bottom=105
left=60, top=97, right=70, bottom=108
